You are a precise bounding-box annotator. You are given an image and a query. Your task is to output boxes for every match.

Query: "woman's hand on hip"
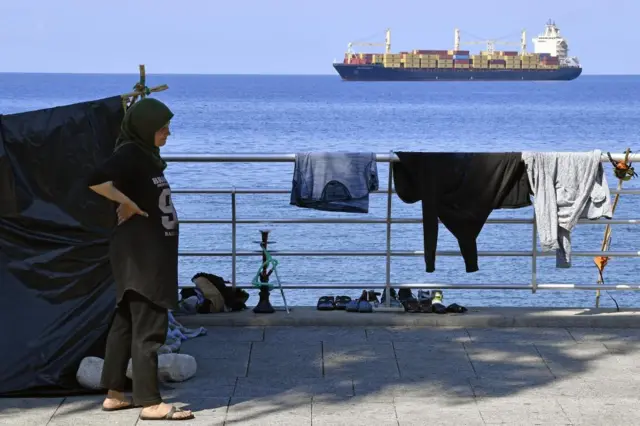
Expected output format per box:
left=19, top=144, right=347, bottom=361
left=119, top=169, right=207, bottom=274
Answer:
left=117, top=200, right=148, bottom=225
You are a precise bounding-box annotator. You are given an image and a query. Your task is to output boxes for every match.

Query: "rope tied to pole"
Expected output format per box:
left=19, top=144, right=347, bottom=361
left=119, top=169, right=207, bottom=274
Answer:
left=120, top=65, right=169, bottom=112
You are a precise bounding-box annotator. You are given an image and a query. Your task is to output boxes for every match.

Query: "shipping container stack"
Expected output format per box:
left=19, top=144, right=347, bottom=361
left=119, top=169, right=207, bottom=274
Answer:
left=500, top=51, right=520, bottom=69
left=413, top=50, right=443, bottom=68
left=520, top=53, right=539, bottom=69
left=451, top=50, right=470, bottom=69
left=418, top=54, right=438, bottom=68
left=401, top=53, right=420, bottom=69
left=489, top=58, right=506, bottom=69
left=471, top=54, right=488, bottom=68
left=438, top=53, right=454, bottom=69
left=383, top=53, right=402, bottom=68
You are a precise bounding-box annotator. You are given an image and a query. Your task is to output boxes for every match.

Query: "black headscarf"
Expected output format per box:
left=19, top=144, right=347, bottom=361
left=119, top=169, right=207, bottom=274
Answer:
left=114, top=98, right=174, bottom=170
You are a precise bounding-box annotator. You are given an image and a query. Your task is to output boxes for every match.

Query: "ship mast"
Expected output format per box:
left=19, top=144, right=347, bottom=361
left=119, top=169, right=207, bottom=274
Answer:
left=385, top=28, right=391, bottom=54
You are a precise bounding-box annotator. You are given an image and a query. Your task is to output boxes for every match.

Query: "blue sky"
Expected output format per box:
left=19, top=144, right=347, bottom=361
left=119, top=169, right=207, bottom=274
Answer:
left=0, top=0, right=635, bottom=75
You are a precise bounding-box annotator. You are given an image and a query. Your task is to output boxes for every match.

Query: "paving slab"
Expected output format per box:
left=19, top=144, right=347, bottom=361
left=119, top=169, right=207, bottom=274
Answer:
left=227, top=396, right=312, bottom=425
left=393, top=341, right=476, bottom=379
left=233, top=378, right=353, bottom=399
left=160, top=377, right=237, bottom=399
left=395, top=396, right=484, bottom=425
left=366, top=326, right=470, bottom=342
left=464, top=342, right=556, bottom=381
left=466, top=327, right=575, bottom=343
left=247, top=342, right=322, bottom=379
left=354, top=377, right=475, bottom=401
left=475, top=396, right=572, bottom=425
left=322, top=341, right=399, bottom=379
left=264, top=326, right=367, bottom=343
left=568, top=327, right=640, bottom=342
left=533, top=342, right=614, bottom=379
left=557, top=397, right=640, bottom=425
left=469, top=377, right=601, bottom=399
left=0, top=397, right=62, bottom=426
left=312, top=400, right=398, bottom=426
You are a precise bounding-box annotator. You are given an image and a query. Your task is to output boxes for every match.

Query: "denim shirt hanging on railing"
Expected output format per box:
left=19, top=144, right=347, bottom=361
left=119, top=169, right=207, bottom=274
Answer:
left=290, top=152, right=379, bottom=213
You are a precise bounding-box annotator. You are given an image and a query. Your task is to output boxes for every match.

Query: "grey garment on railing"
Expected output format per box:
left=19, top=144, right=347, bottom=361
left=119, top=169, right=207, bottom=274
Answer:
left=523, top=149, right=613, bottom=268
left=290, top=152, right=379, bottom=213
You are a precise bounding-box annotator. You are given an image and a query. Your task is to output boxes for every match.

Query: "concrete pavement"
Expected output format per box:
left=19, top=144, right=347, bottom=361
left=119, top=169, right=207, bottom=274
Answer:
left=2, top=315, right=640, bottom=424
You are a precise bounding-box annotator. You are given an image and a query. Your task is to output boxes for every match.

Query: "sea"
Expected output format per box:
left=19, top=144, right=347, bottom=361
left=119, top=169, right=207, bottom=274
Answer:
left=1, top=73, right=640, bottom=309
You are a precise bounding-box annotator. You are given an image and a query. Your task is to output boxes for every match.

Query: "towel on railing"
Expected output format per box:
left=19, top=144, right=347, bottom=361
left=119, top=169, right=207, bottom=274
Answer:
left=392, top=152, right=530, bottom=273
left=523, top=150, right=612, bottom=268
left=290, top=152, right=379, bottom=213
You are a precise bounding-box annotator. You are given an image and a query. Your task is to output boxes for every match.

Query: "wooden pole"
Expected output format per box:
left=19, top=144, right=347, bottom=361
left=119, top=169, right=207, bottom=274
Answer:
left=594, top=148, right=631, bottom=307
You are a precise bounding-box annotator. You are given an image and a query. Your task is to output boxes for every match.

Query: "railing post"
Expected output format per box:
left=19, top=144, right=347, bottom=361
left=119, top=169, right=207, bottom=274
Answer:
left=531, top=212, right=538, bottom=293
left=384, top=154, right=393, bottom=307
left=231, top=187, right=237, bottom=290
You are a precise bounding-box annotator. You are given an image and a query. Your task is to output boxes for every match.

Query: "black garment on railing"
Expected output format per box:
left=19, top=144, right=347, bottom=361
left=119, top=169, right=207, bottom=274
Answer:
left=392, top=152, right=531, bottom=273
left=0, top=96, right=124, bottom=396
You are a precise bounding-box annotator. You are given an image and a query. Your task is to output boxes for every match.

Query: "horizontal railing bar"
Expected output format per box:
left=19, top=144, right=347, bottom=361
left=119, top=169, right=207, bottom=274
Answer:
left=538, top=251, right=640, bottom=257
left=178, top=218, right=640, bottom=225
left=177, top=250, right=640, bottom=257
left=176, top=283, right=640, bottom=291
left=391, top=283, right=640, bottom=290
left=164, top=153, right=640, bottom=163
left=173, top=188, right=392, bottom=195
left=172, top=188, right=640, bottom=196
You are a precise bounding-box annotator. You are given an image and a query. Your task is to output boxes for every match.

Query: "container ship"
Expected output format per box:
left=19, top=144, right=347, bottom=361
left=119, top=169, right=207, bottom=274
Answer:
left=333, top=20, right=582, bottom=82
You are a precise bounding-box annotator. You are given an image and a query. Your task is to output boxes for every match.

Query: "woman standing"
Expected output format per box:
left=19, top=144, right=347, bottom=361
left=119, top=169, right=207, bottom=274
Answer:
left=88, top=98, right=193, bottom=421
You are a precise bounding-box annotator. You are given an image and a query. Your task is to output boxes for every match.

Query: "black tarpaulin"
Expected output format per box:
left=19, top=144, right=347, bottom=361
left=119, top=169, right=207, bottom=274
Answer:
left=0, top=96, right=124, bottom=396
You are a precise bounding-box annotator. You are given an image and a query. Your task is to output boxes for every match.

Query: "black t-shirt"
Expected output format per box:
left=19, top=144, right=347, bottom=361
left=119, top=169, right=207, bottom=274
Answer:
left=88, top=143, right=179, bottom=310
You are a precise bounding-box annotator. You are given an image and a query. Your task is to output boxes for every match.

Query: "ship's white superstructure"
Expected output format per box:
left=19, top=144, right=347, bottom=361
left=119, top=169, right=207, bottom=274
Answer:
left=532, top=20, right=580, bottom=67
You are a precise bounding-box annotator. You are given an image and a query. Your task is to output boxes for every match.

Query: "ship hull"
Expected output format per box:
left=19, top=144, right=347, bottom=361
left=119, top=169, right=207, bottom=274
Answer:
left=333, top=64, right=582, bottom=81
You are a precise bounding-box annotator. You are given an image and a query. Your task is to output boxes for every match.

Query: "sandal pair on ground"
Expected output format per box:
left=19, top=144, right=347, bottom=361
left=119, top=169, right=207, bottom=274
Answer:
left=401, top=290, right=468, bottom=314
left=316, top=291, right=387, bottom=313
left=403, top=300, right=468, bottom=314
left=316, top=292, right=373, bottom=313
left=317, top=295, right=352, bottom=310
left=102, top=400, right=194, bottom=421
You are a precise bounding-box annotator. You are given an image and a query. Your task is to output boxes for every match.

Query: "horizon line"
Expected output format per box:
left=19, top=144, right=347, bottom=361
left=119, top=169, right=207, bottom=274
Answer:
left=0, top=71, right=636, bottom=77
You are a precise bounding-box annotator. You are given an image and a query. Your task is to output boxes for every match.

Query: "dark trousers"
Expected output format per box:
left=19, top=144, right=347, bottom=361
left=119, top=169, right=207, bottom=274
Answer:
left=100, top=290, right=169, bottom=407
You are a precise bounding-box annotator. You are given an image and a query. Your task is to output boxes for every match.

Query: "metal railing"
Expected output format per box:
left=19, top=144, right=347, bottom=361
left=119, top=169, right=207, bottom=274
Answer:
left=166, top=152, right=640, bottom=297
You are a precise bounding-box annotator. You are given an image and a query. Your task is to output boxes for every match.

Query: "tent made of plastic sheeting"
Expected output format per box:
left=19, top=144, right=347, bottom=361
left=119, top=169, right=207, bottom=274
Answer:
left=0, top=96, right=125, bottom=396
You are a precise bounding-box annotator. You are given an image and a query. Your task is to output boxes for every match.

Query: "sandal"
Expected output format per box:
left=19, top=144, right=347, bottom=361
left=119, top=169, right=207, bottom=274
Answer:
left=334, top=295, right=351, bottom=310
left=139, top=406, right=195, bottom=421
left=402, top=299, right=421, bottom=313
left=446, top=303, right=468, bottom=313
left=316, top=296, right=335, bottom=311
